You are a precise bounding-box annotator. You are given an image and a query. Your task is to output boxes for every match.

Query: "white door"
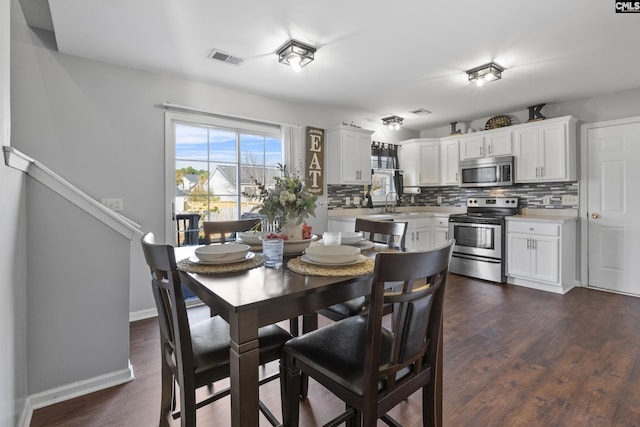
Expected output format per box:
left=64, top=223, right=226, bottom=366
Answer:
left=587, top=119, right=640, bottom=295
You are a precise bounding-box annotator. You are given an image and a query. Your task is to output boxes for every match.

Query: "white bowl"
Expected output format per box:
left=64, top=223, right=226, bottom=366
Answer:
left=305, top=244, right=360, bottom=264
left=284, top=235, right=319, bottom=255
left=194, top=243, right=250, bottom=262
left=237, top=230, right=264, bottom=245
left=340, top=231, right=364, bottom=245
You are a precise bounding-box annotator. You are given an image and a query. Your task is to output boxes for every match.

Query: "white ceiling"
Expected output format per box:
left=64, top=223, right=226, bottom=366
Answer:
left=32, top=0, right=640, bottom=130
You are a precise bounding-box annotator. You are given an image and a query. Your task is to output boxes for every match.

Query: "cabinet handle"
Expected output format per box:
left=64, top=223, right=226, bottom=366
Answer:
left=533, top=238, right=537, bottom=250
left=480, top=147, right=483, bottom=156
left=488, top=145, right=492, bottom=155
left=416, top=232, right=420, bottom=241
left=540, top=166, right=544, bottom=177
left=526, top=238, right=530, bottom=249
left=455, top=172, right=459, bottom=181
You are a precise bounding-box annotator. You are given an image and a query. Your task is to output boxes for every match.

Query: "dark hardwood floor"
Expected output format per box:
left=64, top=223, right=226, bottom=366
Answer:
left=30, top=274, right=640, bottom=426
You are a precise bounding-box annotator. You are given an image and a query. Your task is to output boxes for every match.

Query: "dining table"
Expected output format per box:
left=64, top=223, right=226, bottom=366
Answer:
left=173, top=242, right=443, bottom=427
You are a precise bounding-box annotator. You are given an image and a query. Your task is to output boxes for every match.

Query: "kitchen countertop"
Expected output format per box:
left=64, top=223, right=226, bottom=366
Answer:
left=506, top=208, right=578, bottom=224
left=328, top=206, right=465, bottom=220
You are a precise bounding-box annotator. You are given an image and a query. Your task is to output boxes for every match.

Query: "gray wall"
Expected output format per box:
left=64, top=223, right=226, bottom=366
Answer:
left=2, top=0, right=28, bottom=426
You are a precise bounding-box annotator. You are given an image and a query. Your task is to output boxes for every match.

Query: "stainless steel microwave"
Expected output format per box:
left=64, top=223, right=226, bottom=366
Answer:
left=459, top=155, right=514, bottom=187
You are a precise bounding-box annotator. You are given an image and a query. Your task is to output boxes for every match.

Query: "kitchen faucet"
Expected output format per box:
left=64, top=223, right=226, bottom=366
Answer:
left=384, top=191, right=398, bottom=213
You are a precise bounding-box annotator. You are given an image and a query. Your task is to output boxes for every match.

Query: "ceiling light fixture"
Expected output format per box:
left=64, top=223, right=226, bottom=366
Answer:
left=382, top=115, right=404, bottom=130
left=277, top=39, right=316, bottom=72
left=466, top=62, right=504, bottom=87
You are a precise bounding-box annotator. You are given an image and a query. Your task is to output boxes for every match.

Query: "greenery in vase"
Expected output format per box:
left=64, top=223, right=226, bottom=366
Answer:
left=246, top=164, right=317, bottom=226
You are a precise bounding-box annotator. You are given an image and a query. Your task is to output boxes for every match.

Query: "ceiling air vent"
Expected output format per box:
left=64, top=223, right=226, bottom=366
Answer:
left=410, top=108, right=432, bottom=116
left=208, top=49, right=243, bottom=66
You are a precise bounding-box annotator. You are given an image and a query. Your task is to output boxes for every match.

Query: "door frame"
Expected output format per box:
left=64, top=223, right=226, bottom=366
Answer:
left=579, top=115, right=640, bottom=294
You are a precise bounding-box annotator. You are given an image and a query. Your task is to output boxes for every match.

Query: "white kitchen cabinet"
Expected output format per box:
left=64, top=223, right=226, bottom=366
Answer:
left=506, top=217, right=577, bottom=294
left=513, top=116, right=577, bottom=183
left=404, top=217, right=432, bottom=252
left=326, top=125, right=374, bottom=185
left=441, top=139, right=459, bottom=185
left=458, top=131, right=512, bottom=161
left=400, top=139, right=440, bottom=186
left=432, top=215, right=450, bottom=247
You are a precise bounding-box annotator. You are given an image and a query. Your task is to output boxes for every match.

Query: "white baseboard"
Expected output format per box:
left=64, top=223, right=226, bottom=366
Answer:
left=18, top=361, right=135, bottom=427
left=129, top=299, right=204, bottom=322
left=129, top=307, right=157, bottom=322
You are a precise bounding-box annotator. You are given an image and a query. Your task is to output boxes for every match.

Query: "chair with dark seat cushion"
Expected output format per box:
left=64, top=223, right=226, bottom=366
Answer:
left=141, top=232, right=292, bottom=427
left=202, top=218, right=261, bottom=244
left=317, top=218, right=408, bottom=322
left=282, top=240, right=454, bottom=427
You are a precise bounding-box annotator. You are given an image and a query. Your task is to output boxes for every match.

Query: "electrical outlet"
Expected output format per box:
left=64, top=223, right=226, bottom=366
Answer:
left=542, top=195, right=551, bottom=205
left=344, top=196, right=350, bottom=205
left=562, top=194, right=579, bottom=206
left=411, top=196, right=415, bottom=204
left=437, top=195, right=443, bottom=204
left=101, top=198, right=123, bottom=211
left=353, top=196, right=361, bottom=205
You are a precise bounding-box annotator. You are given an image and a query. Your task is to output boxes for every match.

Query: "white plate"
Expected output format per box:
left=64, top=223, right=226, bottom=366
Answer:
left=305, top=244, right=360, bottom=264
left=190, top=252, right=255, bottom=265
left=195, top=243, right=250, bottom=262
left=300, top=254, right=367, bottom=267
left=237, top=231, right=264, bottom=245
left=340, top=232, right=364, bottom=244
left=316, top=239, right=373, bottom=250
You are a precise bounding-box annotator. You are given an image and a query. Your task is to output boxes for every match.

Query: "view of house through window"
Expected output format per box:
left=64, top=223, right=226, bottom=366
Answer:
left=172, top=116, right=283, bottom=245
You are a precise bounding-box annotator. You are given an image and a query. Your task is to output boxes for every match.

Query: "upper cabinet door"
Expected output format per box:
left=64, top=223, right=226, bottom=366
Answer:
left=441, top=139, right=459, bottom=185
left=486, top=131, right=512, bottom=157
left=459, top=136, right=484, bottom=160
left=326, top=126, right=374, bottom=185
left=459, top=131, right=512, bottom=160
left=513, top=117, right=576, bottom=183
left=417, top=141, right=441, bottom=185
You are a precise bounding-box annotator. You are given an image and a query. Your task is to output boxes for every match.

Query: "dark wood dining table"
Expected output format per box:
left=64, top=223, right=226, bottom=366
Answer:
left=174, top=245, right=376, bottom=427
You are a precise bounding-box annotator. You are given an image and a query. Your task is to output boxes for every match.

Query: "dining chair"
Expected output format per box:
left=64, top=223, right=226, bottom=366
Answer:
left=141, top=232, right=292, bottom=427
left=281, top=240, right=454, bottom=427
left=202, top=218, right=261, bottom=244
left=176, top=213, right=201, bottom=246
left=317, top=218, right=408, bottom=322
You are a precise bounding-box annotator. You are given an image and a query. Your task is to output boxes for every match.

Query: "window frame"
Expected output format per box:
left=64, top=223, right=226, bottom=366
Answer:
left=164, top=111, right=283, bottom=244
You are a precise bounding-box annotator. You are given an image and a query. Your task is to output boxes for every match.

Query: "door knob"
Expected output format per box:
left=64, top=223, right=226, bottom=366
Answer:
left=591, top=212, right=600, bottom=219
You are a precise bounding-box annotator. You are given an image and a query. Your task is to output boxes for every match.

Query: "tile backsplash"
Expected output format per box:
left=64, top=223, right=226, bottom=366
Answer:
left=327, top=182, right=578, bottom=210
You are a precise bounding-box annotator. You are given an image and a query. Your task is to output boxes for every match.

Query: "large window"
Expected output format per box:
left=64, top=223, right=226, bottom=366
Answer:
left=167, top=112, right=283, bottom=245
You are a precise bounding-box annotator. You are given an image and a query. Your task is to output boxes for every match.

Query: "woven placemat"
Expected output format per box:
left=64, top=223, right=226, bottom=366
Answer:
left=287, top=257, right=375, bottom=277
left=178, top=254, right=264, bottom=274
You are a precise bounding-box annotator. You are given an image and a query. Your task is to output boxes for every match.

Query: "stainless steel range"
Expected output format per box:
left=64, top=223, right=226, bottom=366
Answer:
left=448, top=197, right=519, bottom=283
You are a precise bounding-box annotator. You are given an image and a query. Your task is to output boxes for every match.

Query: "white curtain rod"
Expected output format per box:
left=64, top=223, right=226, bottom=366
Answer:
left=159, top=102, right=302, bottom=129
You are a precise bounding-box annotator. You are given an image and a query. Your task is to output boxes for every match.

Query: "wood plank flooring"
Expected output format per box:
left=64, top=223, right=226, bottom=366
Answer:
left=30, top=274, right=640, bottom=426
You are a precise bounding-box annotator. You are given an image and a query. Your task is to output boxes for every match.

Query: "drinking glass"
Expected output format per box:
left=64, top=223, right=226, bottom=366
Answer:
left=262, top=238, right=284, bottom=268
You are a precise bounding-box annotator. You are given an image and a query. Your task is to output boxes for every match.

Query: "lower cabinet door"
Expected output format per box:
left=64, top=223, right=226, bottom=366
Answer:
left=531, top=236, right=560, bottom=283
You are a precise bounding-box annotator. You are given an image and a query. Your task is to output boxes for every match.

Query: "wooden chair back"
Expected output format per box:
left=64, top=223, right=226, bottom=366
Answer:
left=355, top=217, right=407, bottom=250
left=140, top=232, right=195, bottom=397
left=362, top=240, right=454, bottom=423
left=203, top=218, right=261, bottom=244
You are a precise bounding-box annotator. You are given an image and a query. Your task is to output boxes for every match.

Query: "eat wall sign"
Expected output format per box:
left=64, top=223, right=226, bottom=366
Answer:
left=305, top=127, right=324, bottom=196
